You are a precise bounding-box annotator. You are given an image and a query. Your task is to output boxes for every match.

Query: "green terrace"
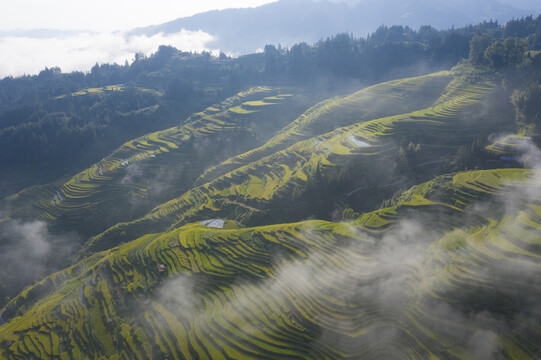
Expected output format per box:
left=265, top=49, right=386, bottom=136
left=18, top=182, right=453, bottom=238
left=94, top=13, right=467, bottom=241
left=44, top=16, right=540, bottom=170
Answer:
left=1, top=168, right=540, bottom=359
left=5, top=86, right=303, bottom=237
left=198, top=71, right=454, bottom=184
left=55, top=85, right=161, bottom=99
left=80, top=70, right=510, bottom=255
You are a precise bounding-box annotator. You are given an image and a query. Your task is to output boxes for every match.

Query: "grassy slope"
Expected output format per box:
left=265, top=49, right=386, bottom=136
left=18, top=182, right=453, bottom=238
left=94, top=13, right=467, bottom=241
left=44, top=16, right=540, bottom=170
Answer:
left=82, top=69, right=510, bottom=255
left=3, top=87, right=305, bottom=237
left=1, top=169, right=540, bottom=359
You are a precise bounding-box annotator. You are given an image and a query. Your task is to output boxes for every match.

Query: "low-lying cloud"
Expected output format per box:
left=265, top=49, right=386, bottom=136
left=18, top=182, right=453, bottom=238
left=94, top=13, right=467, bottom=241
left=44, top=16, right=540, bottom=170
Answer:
left=0, top=29, right=217, bottom=77
left=0, top=217, right=79, bottom=305
left=144, top=154, right=541, bottom=357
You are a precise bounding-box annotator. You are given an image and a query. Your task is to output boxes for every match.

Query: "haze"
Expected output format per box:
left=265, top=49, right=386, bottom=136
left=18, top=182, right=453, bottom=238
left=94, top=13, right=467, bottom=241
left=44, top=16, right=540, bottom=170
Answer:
left=0, top=0, right=278, bottom=32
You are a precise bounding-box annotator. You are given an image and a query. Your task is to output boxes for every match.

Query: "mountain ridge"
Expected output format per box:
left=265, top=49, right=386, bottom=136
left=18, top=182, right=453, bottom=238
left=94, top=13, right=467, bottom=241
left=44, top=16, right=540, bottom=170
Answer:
left=132, top=0, right=535, bottom=53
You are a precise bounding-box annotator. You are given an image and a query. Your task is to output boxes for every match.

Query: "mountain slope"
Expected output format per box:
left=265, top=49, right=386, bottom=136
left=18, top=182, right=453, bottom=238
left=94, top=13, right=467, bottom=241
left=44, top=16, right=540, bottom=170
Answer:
left=81, top=67, right=513, bottom=256
left=197, top=71, right=453, bottom=184
left=1, top=168, right=540, bottom=359
left=3, top=86, right=310, bottom=237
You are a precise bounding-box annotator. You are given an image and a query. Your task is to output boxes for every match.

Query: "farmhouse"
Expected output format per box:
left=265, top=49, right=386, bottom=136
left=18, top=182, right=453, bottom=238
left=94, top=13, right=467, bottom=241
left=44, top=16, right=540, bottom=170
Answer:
left=157, top=264, right=167, bottom=272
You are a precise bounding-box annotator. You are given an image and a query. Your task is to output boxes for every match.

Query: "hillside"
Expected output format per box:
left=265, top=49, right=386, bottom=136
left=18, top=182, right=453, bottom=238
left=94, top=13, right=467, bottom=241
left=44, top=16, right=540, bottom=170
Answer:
left=3, top=86, right=311, bottom=237
left=0, top=49, right=239, bottom=198
left=79, top=67, right=514, bottom=256
left=197, top=72, right=454, bottom=184
left=1, top=168, right=540, bottom=359
left=1, top=62, right=537, bottom=358
left=2, top=70, right=461, bottom=255
left=0, top=85, right=318, bottom=307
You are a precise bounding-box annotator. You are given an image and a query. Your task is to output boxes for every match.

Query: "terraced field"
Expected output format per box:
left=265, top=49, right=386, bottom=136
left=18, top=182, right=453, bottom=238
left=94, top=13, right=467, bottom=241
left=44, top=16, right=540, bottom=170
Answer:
left=1, top=169, right=540, bottom=359
left=82, top=70, right=511, bottom=255
left=197, top=71, right=454, bottom=184
left=2, top=66, right=537, bottom=359
left=4, top=87, right=305, bottom=236
left=55, top=85, right=154, bottom=98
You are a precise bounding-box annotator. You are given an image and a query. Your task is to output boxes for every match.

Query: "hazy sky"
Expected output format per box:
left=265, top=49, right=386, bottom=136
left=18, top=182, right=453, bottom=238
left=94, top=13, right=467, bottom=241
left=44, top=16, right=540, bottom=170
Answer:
left=0, top=0, right=278, bottom=76
left=0, top=0, right=278, bottom=32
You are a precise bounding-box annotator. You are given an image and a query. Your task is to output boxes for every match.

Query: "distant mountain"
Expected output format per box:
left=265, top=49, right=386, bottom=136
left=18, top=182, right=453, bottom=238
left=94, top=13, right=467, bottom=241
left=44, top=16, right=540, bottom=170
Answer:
left=486, top=0, right=541, bottom=12
left=334, top=0, right=541, bottom=13
left=133, top=0, right=537, bottom=53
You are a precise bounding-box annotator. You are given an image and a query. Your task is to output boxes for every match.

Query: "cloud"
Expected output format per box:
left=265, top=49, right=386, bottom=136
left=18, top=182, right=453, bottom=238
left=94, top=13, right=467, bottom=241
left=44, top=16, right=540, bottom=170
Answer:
left=131, top=142, right=541, bottom=357
left=516, top=136, right=541, bottom=169
left=0, top=29, right=217, bottom=77
left=157, top=275, right=197, bottom=309
left=0, top=218, right=79, bottom=304
left=119, top=159, right=188, bottom=210
left=149, top=200, right=541, bottom=356
left=120, top=162, right=145, bottom=186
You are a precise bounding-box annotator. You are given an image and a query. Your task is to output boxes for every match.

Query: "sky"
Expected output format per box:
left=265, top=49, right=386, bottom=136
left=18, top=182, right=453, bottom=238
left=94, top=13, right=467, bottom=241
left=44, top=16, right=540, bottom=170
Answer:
left=0, top=0, right=277, bottom=77
left=0, top=0, right=278, bottom=32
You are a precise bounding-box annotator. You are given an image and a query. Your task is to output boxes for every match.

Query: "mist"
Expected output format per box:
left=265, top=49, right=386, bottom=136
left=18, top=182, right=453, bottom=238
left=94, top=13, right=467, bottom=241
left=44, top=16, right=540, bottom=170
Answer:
left=0, top=29, right=216, bottom=78
left=0, top=217, right=79, bottom=306
left=143, top=150, right=541, bottom=357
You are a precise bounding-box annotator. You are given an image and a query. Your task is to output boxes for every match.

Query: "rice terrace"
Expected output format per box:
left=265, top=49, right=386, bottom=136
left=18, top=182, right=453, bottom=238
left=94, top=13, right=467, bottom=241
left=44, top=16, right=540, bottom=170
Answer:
left=1, top=2, right=541, bottom=360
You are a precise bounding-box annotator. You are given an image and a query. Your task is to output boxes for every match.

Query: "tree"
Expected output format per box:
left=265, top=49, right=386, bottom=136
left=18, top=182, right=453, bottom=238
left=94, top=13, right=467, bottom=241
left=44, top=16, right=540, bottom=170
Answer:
left=288, top=42, right=311, bottom=80
left=152, top=45, right=175, bottom=68
left=511, top=83, right=541, bottom=128
left=484, top=38, right=528, bottom=69
left=264, top=45, right=279, bottom=74
left=503, top=38, right=527, bottom=66
left=452, top=139, right=486, bottom=170
left=469, top=33, right=493, bottom=65
left=484, top=41, right=506, bottom=69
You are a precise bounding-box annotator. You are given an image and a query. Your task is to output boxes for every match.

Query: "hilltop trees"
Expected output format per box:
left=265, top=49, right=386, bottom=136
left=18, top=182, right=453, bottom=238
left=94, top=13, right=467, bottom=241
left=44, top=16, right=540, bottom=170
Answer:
left=470, top=34, right=528, bottom=69
left=511, top=82, right=541, bottom=129
left=264, top=44, right=279, bottom=74
left=469, top=33, right=493, bottom=65
left=484, top=38, right=528, bottom=69
left=465, top=18, right=541, bottom=134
